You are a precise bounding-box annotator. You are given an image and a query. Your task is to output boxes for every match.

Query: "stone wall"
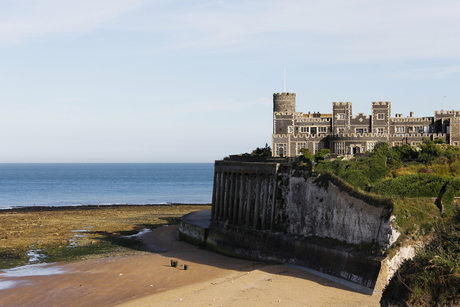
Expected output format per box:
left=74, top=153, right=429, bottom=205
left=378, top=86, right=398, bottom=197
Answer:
left=205, top=158, right=401, bottom=293
left=211, top=161, right=279, bottom=231
left=212, top=159, right=399, bottom=250
left=282, top=172, right=400, bottom=249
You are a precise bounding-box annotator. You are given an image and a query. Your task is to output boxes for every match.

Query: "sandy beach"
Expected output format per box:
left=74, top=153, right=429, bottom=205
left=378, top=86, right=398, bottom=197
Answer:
left=0, top=225, right=381, bottom=307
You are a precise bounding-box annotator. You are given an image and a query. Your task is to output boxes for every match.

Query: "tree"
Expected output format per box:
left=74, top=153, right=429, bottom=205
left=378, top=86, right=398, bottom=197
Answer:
left=251, top=143, right=272, bottom=156
left=300, top=148, right=314, bottom=161
left=419, top=138, right=443, bottom=164
left=314, top=149, right=330, bottom=161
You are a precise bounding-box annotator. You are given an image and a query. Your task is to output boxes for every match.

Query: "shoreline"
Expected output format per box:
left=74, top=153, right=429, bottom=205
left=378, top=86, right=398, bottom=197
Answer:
left=0, top=204, right=212, bottom=270
left=0, top=203, right=212, bottom=212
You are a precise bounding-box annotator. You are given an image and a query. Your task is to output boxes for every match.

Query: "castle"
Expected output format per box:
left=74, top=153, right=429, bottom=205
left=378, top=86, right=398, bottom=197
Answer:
left=272, top=92, right=460, bottom=157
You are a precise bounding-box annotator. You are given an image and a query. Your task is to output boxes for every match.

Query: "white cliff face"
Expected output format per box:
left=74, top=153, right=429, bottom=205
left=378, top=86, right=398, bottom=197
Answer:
left=284, top=175, right=400, bottom=249
left=384, top=245, right=417, bottom=282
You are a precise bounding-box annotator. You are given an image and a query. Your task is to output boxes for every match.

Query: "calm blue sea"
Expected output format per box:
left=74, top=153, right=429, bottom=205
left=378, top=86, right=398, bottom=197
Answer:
left=0, top=163, right=214, bottom=209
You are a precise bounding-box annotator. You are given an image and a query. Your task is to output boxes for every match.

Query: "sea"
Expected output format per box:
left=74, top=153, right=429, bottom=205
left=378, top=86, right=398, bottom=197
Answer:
left=0, top=163, right=214, bottom=209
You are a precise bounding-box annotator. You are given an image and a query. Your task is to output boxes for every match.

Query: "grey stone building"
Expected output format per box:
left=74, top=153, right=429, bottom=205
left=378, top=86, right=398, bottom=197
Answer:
left=272, top=92, right=460, bottom=157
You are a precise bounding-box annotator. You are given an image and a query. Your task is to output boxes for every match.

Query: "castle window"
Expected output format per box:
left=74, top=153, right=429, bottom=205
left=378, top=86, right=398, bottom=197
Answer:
left=367, top=142, right=377, bottom=151
left=318, top=126, right=327, bottom=133
left=312, top=141, right=324, bottom=154
left=395, top=126, right=405, bottom=136
left=411, top=142, right=421, bottom=146
left=355, top=128, right=367, bottom=134
left=335, top=142, right=345, bottom=155
left=296, top=143, right=307, bottom=155
left=310, top=127, right=317, bottom=134
left=414, top=126, right=424, bottom=133
left=300, top=126, right=309, bottom=133
left=337, top=128, right=344, bottom=133
left=377, top=113, right=384, bottom=120
left=377, top=128, right=384, bottom=133
left=288, top=126, right=294, bottom=134
left=338, top=114, right=345, bottom=120
left=454, top=141, right=459, bottom=146
left=276, top=144, right=288, bottom=157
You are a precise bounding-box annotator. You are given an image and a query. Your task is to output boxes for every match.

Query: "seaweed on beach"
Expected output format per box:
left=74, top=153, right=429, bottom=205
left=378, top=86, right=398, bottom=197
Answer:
left=0, top=204, right=211, bottom=270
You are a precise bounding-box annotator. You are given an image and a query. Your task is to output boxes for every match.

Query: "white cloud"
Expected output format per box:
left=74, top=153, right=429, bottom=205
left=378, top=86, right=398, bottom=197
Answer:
left=124, top=0, right=460, bottom=62
left=3, top=0, right=460, bottom=62
left=0, top=0, right=147, bottom=44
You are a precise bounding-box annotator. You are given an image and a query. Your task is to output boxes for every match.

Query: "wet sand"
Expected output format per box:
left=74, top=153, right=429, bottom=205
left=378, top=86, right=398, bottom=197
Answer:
left=0, top=226, right=381, bottom=307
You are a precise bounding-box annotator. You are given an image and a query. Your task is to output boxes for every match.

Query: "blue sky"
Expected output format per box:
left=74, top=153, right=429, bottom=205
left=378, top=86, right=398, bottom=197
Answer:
left=1, top=0, right=459, bottom=162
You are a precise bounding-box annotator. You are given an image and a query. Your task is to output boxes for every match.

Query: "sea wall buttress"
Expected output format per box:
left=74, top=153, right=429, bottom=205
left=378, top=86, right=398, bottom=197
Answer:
left=182, top=158, right=401, bottom=294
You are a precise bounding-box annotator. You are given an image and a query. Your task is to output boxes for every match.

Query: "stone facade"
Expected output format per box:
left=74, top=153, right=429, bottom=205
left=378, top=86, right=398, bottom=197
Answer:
left=272, top=92, right=460, bottom=157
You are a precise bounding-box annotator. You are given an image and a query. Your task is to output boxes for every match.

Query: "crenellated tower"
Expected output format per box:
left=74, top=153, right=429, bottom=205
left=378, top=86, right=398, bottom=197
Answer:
left=371, top=101, right=391, bottom=134
left=332, top=102, right=352, bottom=134
left=272, top=92, right=296, bottom=157
left=273, top=92, right=296, bottom=113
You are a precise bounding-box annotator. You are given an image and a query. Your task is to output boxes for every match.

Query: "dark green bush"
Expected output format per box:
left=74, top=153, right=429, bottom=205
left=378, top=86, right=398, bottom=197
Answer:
left=381, top=209, right=460, bottom=307
left=371, top=174, right=460, bottom=207
left=251, top=143, right=272, bottom=156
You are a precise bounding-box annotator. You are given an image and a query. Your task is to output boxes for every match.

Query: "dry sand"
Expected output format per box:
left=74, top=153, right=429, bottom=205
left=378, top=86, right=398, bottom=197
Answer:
left=0, top=226, right=381, bottom=307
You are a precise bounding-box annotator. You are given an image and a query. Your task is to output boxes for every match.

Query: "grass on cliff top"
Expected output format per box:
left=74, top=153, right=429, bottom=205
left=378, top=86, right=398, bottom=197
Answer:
left=0, top=204, right=211, bottom=270
left=391, top=198, right=455, bottom=244
left=381, top=207, right=460, bottom=307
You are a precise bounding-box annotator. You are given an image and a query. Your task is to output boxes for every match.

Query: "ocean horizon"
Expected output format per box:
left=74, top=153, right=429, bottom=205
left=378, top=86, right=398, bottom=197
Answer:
left=0, top=163, right=214, bottom=209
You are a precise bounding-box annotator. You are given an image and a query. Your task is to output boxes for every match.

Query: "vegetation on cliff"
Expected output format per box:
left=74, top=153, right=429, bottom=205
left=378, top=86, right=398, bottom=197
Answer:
left=301, top=139, right=459, bottom=242
left=251, top=143, right=272, bottom=156
left=298, top=139, right=460, bottom=306
left=314, top=139, right=460, bottom=194
left=380, top=209, right=460, bottom=307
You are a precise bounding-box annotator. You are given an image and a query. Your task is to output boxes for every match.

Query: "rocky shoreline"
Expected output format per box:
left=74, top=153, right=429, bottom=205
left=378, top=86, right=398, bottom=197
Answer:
left=0, top=204, right=211, bottom=269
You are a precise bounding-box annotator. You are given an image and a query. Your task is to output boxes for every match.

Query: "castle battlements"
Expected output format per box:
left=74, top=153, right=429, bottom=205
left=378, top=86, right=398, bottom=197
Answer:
left=372, top=101, right=391, bottom=106
left=333, top=101, right=352, bottom=105
left=291, top=134, right=329, bottom=140
left=273, top=111, right=295, bottom=116
left=274, top=92, right=296, bottom=97
left=435, top=110, right=460, bottom=116
left=330, top=133, right=388, bottom=138
left=390, top=117, right=434, bottom=123
left=295, top=117, right=332, bottom=123
left=351, top=113, right=370, bottom=120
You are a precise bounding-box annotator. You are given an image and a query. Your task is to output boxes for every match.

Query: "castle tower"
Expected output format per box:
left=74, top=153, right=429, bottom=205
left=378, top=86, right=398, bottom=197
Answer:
left=371, top=101, right=391, bottom=134
left=273, top=92, right=296, bottom=113
left=272, top=92, right=296, bottom=157
left=332, top=102, right=352, bottom=134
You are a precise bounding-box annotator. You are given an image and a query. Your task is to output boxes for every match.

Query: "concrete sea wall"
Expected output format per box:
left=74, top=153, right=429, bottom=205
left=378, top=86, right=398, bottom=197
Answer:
left=180, top=158, right=401, bottom=294
left=205, top=221, right=383, bottom=294
left=284, top=175, right=399, bottom=249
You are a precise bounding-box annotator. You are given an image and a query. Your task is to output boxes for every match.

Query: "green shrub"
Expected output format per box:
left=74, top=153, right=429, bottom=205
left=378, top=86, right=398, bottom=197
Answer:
left=251, top=143, right=272, bottom=156
left=381, top=209, right=460, bottom=306
left=371, top=174, right=460, bottom=207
